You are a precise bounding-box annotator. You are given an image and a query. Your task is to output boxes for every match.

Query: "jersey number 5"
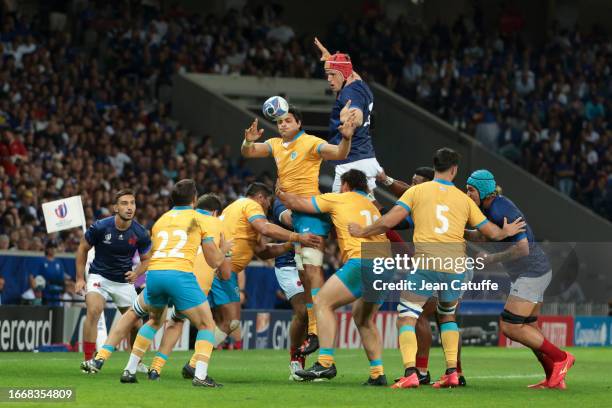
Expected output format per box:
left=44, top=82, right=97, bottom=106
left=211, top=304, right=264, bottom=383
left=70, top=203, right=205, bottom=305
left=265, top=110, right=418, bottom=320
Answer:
left=434, top=205, right=449, bottom=234
left=152, top=230, right=188, bottom=258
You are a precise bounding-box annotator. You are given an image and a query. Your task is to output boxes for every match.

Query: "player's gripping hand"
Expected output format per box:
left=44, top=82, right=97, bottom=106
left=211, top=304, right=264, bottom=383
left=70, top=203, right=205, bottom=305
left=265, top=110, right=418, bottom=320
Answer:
left=298, top=233, right=323, bottom=248
left=244, top=118, right=264, bottom=142
left=347, top=222, right=364, bottom=238
left=219, top=232, right=234, bottom=255
left=124, top=270, right=138, bottom=284
left=502, top=216, right=526, bottom=237
left=338, top=105, right=358, bottom=140
left=75, top=278, right=86, bottom=295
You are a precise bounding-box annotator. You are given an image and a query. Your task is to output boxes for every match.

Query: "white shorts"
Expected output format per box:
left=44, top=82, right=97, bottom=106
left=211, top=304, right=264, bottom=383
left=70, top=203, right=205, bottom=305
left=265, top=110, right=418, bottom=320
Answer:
left=510, top=270, right=552, bottom=303
left=332, top=157, right=383, bottom=193
left=274, top=266, right=304, bottom=300
left=86, top=273, right=137, bottom=308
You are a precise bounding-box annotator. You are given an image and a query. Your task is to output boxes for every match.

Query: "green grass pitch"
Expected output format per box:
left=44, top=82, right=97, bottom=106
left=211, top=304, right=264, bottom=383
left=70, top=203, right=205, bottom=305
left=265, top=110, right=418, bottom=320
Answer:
left=0, top=347, right=610, bottom=407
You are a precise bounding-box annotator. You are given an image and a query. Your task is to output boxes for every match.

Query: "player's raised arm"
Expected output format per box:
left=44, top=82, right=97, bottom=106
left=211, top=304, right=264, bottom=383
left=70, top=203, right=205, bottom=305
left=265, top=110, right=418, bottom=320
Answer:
left=349, top=204, right=409, bottom=237
left=75, top=237, right=92, bottom=294
left=478, top=216, right=526, bottom=241
left=319, top=103, right=356, bottom=161
left=241, top=118, right=270, bottom=158
left=377, top=169, right=411, bottom=197
left=250, top=217, right=321, bottom=248
left=255, top=239, right=294, bottom=260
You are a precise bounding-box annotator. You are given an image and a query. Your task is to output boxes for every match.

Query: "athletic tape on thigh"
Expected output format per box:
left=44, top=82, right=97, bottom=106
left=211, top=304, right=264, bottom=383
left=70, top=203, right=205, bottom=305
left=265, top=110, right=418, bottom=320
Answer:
left=301, top=247, right=323, bottom=266
left=436, top=303, right=457, bottom=315
left=397, top=299, right=423, bottom=318
left=132, top=296, right=148, bottom=318
left=294, top=252, right=304, bottom=270
left=500, top=308, right=530, bottom=324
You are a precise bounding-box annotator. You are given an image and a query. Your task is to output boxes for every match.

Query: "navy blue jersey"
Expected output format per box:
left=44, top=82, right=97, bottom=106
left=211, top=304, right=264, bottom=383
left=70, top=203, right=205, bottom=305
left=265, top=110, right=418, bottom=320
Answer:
left=85, top=216, right=151, bottom=283
left=272, top=199, right=296, bottom=269
left=484, top=196, right=550, bottom=279
left=328, top=80, right=376, bottom=164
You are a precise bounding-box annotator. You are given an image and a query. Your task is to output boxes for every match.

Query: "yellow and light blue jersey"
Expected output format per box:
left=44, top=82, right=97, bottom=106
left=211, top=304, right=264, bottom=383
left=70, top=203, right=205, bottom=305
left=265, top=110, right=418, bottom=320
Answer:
left=265, top=131, right=326, bottom=197
left=148, top=206, right=214, bottom=273
left=220, top=197, right=266, bottom=273
left=192, top=209, right=233, bottom=295
left=397, top=179, right=488, bottom=273
left=313, top=190, right=389, bottom=263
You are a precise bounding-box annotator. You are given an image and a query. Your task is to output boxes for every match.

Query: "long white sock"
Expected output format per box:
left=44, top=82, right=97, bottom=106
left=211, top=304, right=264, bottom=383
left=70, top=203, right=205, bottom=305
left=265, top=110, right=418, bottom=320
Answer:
left=195, top=360, right=209, bottom=380
left=125, top=353, right=140, bottom=374
left=213, top=327, right=228, bottom=347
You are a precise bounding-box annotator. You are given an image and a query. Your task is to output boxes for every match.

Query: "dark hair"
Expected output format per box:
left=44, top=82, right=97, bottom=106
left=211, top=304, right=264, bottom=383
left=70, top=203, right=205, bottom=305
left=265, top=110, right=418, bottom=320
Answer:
left=196, top=193, right=222, bottom=213
left=414, top=166, right=434, bottom=181
left=115, top=189, right=135, bottom=203
left=340, top=169, right=369, bottom=192
left=246, top=182, right=272, bottom=198
left=287, top=105, right=303, bottom=129
left=433, top=148, right=461, bottom=172
left=171, top=179, right=197, bottom=206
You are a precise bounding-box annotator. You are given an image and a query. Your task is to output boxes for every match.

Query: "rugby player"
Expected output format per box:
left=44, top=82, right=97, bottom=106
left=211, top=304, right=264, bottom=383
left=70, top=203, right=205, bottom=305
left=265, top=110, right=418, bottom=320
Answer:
left=465, top=169, right=574, bottom=389
left=241, top=106, right=357, bottom=356
left=75, top=190, right=151, bottom=366
left=349, top=148, right=526, bottom=388
left=120, top=179, right=231, bottom=387
left=278, top=169, right=390, bottom=385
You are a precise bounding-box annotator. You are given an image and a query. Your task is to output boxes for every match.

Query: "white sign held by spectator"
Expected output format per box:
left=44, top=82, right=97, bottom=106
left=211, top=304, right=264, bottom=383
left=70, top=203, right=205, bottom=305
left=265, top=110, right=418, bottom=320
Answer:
left=42, top=195, right=87, bottom=233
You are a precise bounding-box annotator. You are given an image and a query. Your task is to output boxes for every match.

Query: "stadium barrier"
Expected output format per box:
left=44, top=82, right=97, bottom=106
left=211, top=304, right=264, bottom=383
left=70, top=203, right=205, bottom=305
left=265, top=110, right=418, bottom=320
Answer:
left=0, top=306, right=64, bottom=351
left=574, top=316, right=612, bottom=347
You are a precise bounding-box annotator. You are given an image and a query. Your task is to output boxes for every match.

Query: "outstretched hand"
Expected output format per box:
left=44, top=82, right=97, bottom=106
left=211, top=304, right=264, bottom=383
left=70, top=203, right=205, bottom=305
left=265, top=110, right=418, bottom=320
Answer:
left=244, top=118, right=264, bottom=142
left=314, top=37, right=331, bottom=62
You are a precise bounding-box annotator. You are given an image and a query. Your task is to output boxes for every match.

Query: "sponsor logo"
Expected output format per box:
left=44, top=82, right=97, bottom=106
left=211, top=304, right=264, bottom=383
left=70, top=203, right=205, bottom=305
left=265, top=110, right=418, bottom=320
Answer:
left=0, top=316, right=52, bottom=351
left=55, top=203, right=68, bottom=219
left=103, top=233, right=112, bottom=244
left=575, top=320, right=608, bottom=346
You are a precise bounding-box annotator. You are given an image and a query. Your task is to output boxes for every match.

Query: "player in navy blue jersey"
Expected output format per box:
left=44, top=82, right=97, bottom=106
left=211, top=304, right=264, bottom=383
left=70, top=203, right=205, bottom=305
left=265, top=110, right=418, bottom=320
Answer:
left=75, top=189, right=152, bottom=365
left=465, top=170, right=574, bottom=389
left=314, top=38, right=383, bottom=194
left=272, top=199, right=308, bottom=380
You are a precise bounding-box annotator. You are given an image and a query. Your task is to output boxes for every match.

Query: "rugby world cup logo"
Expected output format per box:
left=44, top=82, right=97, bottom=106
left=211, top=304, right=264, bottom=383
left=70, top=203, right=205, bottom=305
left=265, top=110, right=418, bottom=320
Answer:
left=55, top=203, right=68, bottom=219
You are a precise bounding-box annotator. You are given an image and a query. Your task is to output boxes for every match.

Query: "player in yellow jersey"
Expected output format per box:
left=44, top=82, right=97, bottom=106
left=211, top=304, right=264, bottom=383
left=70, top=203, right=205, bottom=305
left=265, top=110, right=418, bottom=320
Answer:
left=241, top=104, right=358, bottom=356
left=277, top=169, right=391, bottom=385
left=349, top=148, right=526, bottom=389
left=119, top=179, right=232, bottom=387
left=82, top=194, right=232, bottom=379
left=145, top=193, right=232, bottom=380
left=209, top=182, right=322, bottom=353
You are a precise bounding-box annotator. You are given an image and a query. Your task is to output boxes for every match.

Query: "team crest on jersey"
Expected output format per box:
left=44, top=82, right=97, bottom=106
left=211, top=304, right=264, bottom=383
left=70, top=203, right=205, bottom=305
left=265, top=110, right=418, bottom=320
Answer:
left=103, top=233, right=112, bottom=244
left=118, top=234, right=124, bottom=240
left=128, top=236, right=137, bottom=246
left=290, top=151, right=298, bottom=160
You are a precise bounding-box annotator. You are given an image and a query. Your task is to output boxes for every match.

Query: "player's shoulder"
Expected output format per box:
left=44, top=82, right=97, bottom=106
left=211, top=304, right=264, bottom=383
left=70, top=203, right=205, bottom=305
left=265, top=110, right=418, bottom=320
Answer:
left=129, top=219, right=149, bottom=235
left=93, top=216, right=114, bottom=228
left=341, top=80, right=372, bottom=99
left=491, top=195, right=522, bottom=216
left=301, top=132, right=325, bottom=144
left=266, top=137, right=282, bottom=146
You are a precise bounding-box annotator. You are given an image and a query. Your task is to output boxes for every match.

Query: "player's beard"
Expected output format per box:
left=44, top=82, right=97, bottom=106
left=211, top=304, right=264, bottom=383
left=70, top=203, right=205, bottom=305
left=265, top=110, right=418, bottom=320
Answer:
left=118, top=212, right=134, bottom=222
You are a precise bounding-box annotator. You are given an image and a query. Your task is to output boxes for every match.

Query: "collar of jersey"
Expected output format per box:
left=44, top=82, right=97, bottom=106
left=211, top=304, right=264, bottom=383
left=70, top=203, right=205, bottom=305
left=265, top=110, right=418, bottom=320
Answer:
left=434, top=178, right=454, bottom=186
left=173, top=206, right=192, bottom=210
left=285, top=130, right=304, bottom=144
left=196, top=209, right=212, bottom=216
left=354, top=190, right=368, bottom=196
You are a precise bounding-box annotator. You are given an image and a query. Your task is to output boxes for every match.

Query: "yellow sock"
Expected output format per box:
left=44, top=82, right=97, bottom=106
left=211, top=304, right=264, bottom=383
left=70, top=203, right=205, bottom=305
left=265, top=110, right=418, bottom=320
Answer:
left=306, top=304, right=317, bottom=335
left=369, top=359, right=384, bottom=379
left=95, top=345, right=114, bottom=361
left=194, top=332, right=214, bottom=364
left=398, top=325, right=417, bottom=368
left=132, top=324, right=157, bottom=358
left=189, top=353, right=197, bottom=368
left=317, top=348, right=334, bottom=368
left=440, top=322, right=459, bottom=368
left=150, top=352, right=168, bottom=374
